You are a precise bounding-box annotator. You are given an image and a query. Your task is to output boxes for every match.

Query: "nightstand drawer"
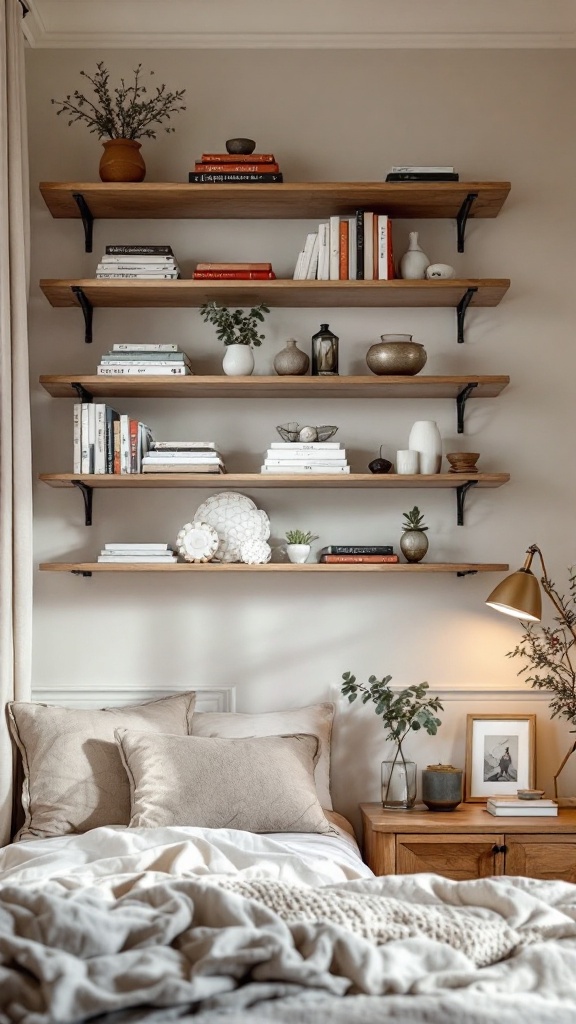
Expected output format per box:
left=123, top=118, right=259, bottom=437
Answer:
left=396, top=833, right=504, bottom=879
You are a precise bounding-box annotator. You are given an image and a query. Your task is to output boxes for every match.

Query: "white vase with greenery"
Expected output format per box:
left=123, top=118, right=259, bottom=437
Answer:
left=200, top=301, right=270, bottom=376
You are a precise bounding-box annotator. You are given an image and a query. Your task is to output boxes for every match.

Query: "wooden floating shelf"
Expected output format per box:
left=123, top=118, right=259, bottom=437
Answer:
left=39, top=374, right=510, bottom=401
left=40, top=473, right=511, bottom=490
left=39, top=562, right=510, bottom=575
left=39, top=181, right=511, bottom=222
left=39, top=278, right=510, bottom=310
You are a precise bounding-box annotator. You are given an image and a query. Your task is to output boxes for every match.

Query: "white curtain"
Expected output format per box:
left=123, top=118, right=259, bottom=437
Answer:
left=0, top=0, right=32, bottom=847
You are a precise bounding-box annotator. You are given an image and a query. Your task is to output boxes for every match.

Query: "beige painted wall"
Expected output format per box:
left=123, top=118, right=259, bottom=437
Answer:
left=25, top=48, right=576, bottom=829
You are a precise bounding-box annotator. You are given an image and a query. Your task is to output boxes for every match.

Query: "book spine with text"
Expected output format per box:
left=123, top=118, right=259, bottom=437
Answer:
left=320, top=545, right=394, bottom=555
left=355, top=210, right=364, bottom=280
left=119, top=415, right=130, bottom=474
left=192, top=271, right=276, bottom=280
left=97, top=365, right=191, bottom=376
left=320, top=554, right=399, bottom=563
left=96, top=272, right=178, bottom=279
left=105, top=407, right=119, bottom=474
left=73, top=403, right=81, bottom=473
left=316, top=222, right=330, bottom=281
left=188, top=172, right=283, bottom=183
left=94, top=404, right=107, bottom=474
left=195, top=163, right=280, bottom=174
left=195, top=262, right=272, bottom=271
left=105, top=245, right=174, bottom=255
left=339, top=219, right=349, bottom=280
left=113, top=343, right=179, bottom=352
left=329, top=216, right=340, bottom=281
left=363, top=212, right=374, bottom=280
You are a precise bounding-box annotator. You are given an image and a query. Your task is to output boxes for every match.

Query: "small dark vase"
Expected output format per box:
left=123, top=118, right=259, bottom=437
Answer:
left=225, top=138, right=256, bottom=154
left=421, top=765, right=463, bottom=811
left=311, top=323, right=339, bottom=376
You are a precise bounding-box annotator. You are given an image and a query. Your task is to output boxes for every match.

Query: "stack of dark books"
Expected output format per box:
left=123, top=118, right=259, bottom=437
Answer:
left=385, top=165, right=459, bottom=182
left=96, top=244, right=181, bottom=278
left=189, top=152, right=283, bottom=184
left=318, top=545, right=399, bottom=564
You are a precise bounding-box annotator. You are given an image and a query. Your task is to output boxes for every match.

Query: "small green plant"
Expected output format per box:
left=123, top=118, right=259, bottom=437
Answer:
left=402, top=506, right=428, bottom=532
left=199, top=301, right=270, bottom=347
left=51, top=62, right=186, bottom=140
left=285, top=529, right=317, bottom=545
left=341, top=672, right=443, bottom=803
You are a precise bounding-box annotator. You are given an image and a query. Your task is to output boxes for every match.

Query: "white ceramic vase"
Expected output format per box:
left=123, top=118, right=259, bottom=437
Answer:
left=287, top=543, right=311, bottom=564
left=222, top=344, right=255, bottom=376
left=399, top=231, right=430, bottom=280
left=408, top=420, right=442, bottom=474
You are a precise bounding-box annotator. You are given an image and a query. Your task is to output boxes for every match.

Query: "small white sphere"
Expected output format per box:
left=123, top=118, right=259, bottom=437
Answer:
left=298, top=426, right=318, bottom=442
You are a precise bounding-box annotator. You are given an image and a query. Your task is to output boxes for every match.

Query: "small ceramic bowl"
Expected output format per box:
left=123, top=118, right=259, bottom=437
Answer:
left=225, top=138, right=256, bottom=154
left=426, top=263, right=456, bottom=280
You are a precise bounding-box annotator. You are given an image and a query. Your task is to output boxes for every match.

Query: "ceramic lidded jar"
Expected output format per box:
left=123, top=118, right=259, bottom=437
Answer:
left=421, top=764, right=463, bottom=811
left=366, top=334, right=427, bottom=376
left=273, top=338, right=310, bottom=376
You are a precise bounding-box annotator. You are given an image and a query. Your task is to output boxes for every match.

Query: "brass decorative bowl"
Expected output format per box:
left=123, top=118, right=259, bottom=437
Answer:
left=366, top=334, right=427, bottom=376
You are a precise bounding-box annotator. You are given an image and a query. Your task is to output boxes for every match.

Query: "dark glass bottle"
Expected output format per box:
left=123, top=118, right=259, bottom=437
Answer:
left=311, top=323, right=339, bottom=376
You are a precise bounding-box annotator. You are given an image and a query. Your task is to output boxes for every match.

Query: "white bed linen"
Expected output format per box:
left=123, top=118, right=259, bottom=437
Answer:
left=0, top=822, right=373, bottom=892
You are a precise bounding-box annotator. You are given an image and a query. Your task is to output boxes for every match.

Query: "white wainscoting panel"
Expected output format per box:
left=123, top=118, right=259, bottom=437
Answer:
left=32, top=686, right=236, bottom=713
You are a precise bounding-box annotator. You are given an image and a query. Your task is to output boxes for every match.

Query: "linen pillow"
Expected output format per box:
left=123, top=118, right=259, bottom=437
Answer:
left=115, top=730, right=335, bottom=835
left=190, top=703, right=335, bottom=809
left=8, top=691, right=196, bottom=841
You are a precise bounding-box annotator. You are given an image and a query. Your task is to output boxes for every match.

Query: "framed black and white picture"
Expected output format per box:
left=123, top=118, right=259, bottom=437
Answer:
left=465, top=714, right=536, bottom=802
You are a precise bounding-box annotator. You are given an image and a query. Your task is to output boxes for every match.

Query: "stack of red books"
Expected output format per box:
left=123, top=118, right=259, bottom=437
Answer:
left=189, top=153, right=283, bottom=184
left=193, top=262, right=276, bottom=281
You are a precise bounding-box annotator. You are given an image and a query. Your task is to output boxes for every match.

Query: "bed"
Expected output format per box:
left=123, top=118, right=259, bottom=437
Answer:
left=2, top=690, right=576, bottom=1024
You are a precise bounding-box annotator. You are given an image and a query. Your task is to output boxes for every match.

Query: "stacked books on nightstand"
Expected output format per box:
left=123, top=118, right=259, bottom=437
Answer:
left=97, top=344, right=193, bottom=376
left=486, top=797, right=558, bottom=817
left=96, top=244, right=181, bottom=279
left=260, top=441, right=350, bottom=475
left=192, top=262, right=276, bottom=281
left=97, top=543, right=177, bottom=564
left=318, top=545, right=399, bottom=565
left=189, top=152, right=283, bottom=184
left=141, top=441, right=226, bottom=474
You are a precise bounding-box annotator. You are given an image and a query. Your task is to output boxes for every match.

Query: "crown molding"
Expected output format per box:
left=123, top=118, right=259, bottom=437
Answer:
left=21, top=0, right=576, bottom=50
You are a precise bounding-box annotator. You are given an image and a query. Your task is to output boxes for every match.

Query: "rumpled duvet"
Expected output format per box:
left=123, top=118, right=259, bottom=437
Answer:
left=1, top=826, right=576, bottom=1023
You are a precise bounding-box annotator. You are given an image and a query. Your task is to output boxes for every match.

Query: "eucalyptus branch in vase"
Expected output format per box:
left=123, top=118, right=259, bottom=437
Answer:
left=341, top=672, right=443, bottom=807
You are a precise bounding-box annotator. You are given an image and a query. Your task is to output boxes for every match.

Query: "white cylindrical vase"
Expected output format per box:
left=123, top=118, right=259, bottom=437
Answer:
left=222, top=344, right=255, bottom=376
left=407, top=420, right=442, bottom=474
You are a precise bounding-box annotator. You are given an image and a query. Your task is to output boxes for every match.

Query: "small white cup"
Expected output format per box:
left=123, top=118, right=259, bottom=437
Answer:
left=396, top=449, right=419, bottom=474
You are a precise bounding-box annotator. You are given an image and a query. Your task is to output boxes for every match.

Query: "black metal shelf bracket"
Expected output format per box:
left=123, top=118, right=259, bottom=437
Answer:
left=71, top=480, right=93, bottom=526
left=456, top=479, right=478, bottom=526
left=456, top=287, right=477, bottom=344
left=71, top=569, right=93, bottom=577
left=457, top=569, right=478, bottom=577
left=71, top=286, right=93, bottom=344
left=71, top=381, right=93, bottom=403
left=71, top=192, right=94, bottom=253
left=456, top=192, right=479, bottom=253
left=456, top=381, right=478, bottom=433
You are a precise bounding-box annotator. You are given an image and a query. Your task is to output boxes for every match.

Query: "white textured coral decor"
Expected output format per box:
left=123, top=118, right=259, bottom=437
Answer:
left=193, top=491, right=271, bottom=563
left=240, top=539, right=272, bottom=564
left=175, top=521, right=219, bottom=563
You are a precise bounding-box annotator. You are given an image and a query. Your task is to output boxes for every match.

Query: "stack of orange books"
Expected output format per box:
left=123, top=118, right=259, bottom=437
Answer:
left=189, top=153, right=283, bottom=184
left=193, top=262, right=276, bottom=281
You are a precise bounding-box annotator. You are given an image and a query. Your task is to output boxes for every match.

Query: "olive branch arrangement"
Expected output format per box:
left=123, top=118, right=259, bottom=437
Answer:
left=199, top=301, right=270, bottom=347
left=341, top=672, right=443, bottom=803
left=51, top=62, right=186, bottom=140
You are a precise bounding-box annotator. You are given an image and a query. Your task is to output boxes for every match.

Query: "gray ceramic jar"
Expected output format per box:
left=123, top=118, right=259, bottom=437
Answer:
left=273, top=338, right=310, bottom=376
left=366, top=334, right=427, bottom=376
left=421, top=764, right=463, bottom=811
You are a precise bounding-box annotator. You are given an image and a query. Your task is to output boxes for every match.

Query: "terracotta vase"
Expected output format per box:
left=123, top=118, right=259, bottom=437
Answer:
left=99, top=139, right=146, bottom=183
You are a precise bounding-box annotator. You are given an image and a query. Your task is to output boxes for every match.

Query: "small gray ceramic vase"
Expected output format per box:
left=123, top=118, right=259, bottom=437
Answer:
left=421, top=765, right=463, bottom=811
left=400, top=529, right=429, bottom=563
left=273, top=338, right=310, bottom=376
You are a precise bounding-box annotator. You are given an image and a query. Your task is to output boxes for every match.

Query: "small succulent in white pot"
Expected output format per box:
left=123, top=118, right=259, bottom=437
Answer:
left=285, top=529, right=317, bottom=564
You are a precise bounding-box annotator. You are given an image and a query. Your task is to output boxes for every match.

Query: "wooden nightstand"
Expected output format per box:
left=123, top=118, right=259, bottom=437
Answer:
left=360, top=802, right=576, bottom=881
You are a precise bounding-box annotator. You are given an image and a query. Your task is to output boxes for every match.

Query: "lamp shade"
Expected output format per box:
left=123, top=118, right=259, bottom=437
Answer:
left=485, top=567, right=542, bottom=621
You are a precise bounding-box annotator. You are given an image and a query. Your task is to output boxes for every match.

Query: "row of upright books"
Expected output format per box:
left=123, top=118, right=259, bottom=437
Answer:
left=260, top=441, right=350, bottom=475
left=293, top=212, right=394, bottom=281
left=73, top=404, right=153, bottom=474
left=96, top=244, right=181, bottom=279
left=189, top=152, right=283, bottom=184
left=96, top=343, right=193, bottom=377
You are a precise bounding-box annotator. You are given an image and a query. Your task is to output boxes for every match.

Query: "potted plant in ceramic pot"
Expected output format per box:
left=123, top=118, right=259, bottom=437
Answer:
left=51, top=62, right=186, bottom=182
left=285, top=529, right=318, bottom=564
left=400, top=505, right=429, bottom=563
left=200, top=300, right=270, bottom=376
left=341, top=671, right=443, bottom=809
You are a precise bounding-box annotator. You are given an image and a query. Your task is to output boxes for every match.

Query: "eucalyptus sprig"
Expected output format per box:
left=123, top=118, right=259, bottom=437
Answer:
left=51, top=62, right=186, bottom=140
left=341, top=672, right=443, bottom=752
left=199, top=301, right=270, bottom=347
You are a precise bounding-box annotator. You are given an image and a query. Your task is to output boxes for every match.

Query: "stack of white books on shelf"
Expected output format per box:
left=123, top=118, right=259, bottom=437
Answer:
left=96, top=244, right=181, bottom=279
left=73, top=403, right=153, bottom=474
left=97, top=343, right=193, bottom=376
left=260, top=441, right=350, bottom=474
left=486, top=797, right=558, bottom=817
left=141, top=441, right=226, bottom=474
left=292, top=212, right=394, bottom=281
left=97, top=543, right=177, bottom=563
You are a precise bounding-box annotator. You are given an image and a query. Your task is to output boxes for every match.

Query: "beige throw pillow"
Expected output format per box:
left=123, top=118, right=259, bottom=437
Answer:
left=8, top=691, right=196, bottom=841
left=116, top=730, right=335, bottom=835
left=190, top=703, right=335, bottom=809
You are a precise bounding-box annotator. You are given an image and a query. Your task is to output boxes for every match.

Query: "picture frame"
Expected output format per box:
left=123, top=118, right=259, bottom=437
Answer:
left=464, top=713, right=536, bottom=802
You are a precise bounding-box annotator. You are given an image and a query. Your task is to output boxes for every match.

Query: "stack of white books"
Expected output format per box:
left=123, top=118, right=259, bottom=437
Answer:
left=141, top=441, right=226, bottom=474
left=260, top=441, right=350, bottom=474
left=96, top=244, right=181, bottom=279
left=97, top=543, right=177, bottom=563
left=97, top=343, right=193, bottom=377
left=486, top=797, right=558, bottom=817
